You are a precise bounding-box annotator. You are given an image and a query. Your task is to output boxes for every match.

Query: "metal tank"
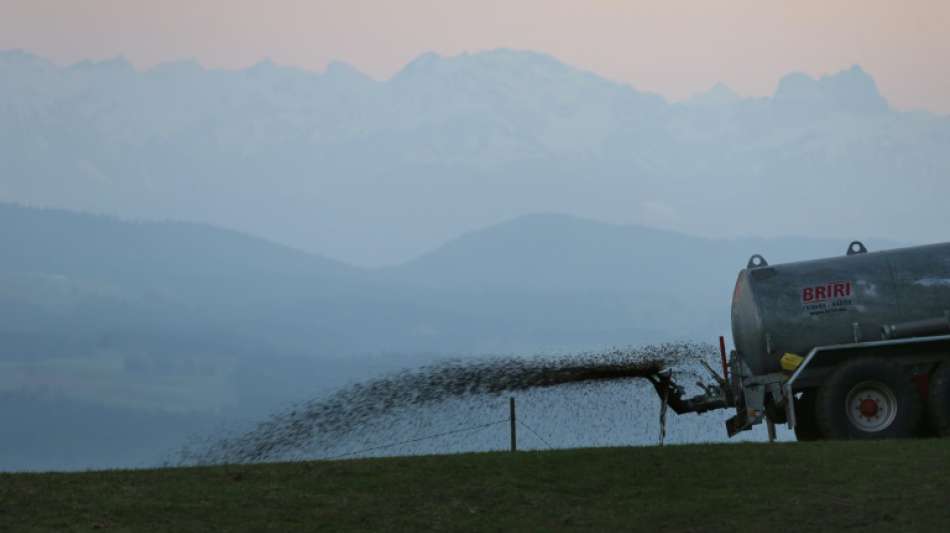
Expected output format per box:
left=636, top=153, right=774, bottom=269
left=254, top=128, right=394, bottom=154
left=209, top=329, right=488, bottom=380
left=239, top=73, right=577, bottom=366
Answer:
left=731, top=241, right=950, bottom=375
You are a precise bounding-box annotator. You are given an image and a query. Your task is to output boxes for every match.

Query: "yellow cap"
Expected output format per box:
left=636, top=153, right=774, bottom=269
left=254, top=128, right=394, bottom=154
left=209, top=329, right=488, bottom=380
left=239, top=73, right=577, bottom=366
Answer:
left=780, top=352, right=805, bottom=372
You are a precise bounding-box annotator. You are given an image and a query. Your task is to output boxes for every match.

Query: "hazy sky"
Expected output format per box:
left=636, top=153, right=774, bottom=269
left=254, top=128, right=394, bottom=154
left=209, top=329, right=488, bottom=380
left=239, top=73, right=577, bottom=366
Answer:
left=3, top=0, right=948, bottom=113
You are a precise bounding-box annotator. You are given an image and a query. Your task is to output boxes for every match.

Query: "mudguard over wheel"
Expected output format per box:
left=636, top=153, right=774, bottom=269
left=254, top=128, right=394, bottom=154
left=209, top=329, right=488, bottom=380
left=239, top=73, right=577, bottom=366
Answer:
left=793, top=390, right=822, bottom=441
left=928, top=362, right=950, bottom=437
left=815, top=357, right=922, bottom=440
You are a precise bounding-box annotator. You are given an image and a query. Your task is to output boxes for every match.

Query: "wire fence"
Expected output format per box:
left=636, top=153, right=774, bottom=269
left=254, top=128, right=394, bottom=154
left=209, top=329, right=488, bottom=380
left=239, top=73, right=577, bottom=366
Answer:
left=328, top=419, right=510, bottom=460
left=325, top=398, right=563, bottom=460
left=518, top=419, right=554, bottom=449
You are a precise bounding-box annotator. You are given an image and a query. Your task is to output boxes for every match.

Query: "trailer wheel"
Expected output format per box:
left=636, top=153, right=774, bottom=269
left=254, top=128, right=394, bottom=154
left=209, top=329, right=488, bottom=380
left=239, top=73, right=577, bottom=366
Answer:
left=928, top=362, right=950, bottom=437
left=793, top=390, right=821, bottom=441
left=815, top=357, right=922, bottom=440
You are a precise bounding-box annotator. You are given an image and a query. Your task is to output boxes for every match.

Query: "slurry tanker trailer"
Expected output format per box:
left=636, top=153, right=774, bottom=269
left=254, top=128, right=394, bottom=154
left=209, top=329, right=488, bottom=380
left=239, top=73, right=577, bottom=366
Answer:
left=651, top=241, right=950, bottom=440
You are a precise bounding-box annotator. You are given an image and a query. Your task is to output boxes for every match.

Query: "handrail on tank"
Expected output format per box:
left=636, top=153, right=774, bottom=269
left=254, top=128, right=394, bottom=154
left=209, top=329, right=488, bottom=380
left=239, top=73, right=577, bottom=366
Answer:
left=783, top=333, right=950, bottom=430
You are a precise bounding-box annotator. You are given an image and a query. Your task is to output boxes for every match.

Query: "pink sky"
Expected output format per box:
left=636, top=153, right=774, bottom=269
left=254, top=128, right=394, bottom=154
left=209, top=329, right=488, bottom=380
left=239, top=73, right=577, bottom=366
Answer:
left=4, top=0, right=948, bottom=112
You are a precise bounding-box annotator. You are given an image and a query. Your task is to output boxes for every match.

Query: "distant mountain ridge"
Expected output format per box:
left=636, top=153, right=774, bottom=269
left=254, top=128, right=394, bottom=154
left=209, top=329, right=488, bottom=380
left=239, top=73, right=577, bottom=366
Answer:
left=381, top=212, right=905, bottom=297
left=773, top=66, right=888, bottom=114
left=0, top=201, right=361, bottom=284
left=1, top=202, right=904, bottom=358
left=1, top=48, right=947, bottom=267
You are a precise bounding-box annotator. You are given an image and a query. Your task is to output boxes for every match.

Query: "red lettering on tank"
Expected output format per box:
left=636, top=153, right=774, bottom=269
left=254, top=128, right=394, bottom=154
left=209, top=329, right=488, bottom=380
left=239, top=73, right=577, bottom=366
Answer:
left=833, top=282, right=852, bottom=298
left=801, top=281, right=853, bottom=305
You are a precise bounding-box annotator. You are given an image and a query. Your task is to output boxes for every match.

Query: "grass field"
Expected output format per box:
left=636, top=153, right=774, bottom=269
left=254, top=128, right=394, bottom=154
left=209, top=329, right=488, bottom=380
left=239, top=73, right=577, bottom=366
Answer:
left=2, top=440, right=949, bottom=532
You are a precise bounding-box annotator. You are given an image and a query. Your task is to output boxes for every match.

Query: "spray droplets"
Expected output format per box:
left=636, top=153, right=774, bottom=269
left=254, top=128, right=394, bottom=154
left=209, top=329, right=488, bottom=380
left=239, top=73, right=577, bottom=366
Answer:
left=184, top=342, right=713, bottom=464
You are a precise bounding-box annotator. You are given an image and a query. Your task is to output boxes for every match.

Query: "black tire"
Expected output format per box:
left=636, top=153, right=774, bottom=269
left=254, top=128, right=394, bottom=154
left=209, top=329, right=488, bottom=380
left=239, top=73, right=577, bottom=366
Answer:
left=815, top=357, right=922, bottom=440
left=928, top=362, right=950, bottom=437
left=793, top=390, right=822, bottom=441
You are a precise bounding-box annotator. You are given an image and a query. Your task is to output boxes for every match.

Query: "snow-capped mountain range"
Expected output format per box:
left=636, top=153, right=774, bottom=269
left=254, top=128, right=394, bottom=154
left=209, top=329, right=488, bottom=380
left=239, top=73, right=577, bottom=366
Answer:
left=2, top=48, right=947, bottom=266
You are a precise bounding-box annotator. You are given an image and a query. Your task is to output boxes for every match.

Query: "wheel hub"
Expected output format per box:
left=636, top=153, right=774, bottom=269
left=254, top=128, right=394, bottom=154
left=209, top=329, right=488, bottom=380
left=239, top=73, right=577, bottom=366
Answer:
left=846, top=381, right=898, bottom=432
left=858, top=398, right=880, bottom=418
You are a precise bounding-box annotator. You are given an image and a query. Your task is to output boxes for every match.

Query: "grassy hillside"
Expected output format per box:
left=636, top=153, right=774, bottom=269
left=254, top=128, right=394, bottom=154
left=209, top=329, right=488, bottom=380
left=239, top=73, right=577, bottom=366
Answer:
left=3, top=440, right=948, bottom=532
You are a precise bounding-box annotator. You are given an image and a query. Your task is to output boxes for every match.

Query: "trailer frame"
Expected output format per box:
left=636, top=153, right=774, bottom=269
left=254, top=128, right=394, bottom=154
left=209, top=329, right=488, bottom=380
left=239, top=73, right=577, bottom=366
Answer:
left=781, top=333, right=950, bottom=431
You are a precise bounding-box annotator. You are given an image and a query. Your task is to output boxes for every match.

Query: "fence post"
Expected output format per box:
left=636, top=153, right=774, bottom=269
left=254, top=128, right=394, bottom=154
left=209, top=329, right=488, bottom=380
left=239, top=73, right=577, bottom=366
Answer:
left=658, top=382, right=669, bottom=446
left=509, top=397, right=517, bottom=452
